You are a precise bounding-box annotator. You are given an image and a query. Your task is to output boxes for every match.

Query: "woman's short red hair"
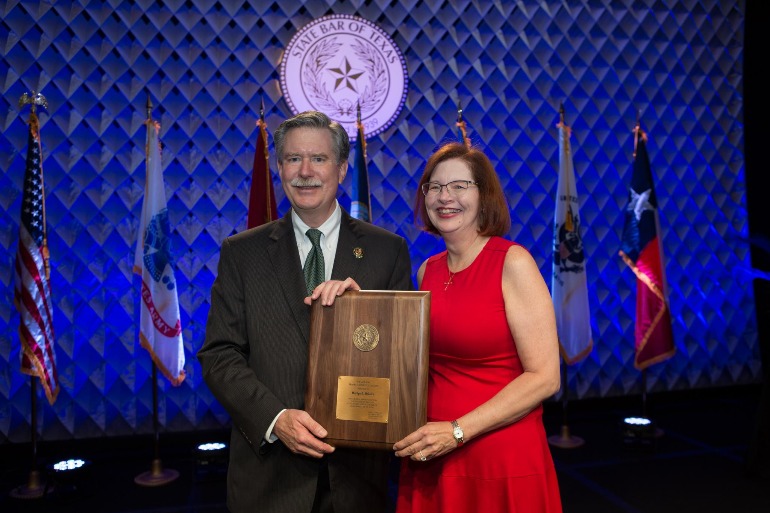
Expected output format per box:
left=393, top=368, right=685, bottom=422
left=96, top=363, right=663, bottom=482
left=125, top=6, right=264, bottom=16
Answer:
left=415, top=142, right=511, bottom=236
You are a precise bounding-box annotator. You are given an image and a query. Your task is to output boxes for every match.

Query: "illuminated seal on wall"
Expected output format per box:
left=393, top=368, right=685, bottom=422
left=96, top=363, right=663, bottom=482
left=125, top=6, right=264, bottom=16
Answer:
left=280, top=14, right=408, bottom=141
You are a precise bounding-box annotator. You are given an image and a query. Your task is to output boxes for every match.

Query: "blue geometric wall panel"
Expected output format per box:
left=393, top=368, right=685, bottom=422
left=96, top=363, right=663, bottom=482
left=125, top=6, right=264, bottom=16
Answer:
left=0, top=0, right=757, bottom=442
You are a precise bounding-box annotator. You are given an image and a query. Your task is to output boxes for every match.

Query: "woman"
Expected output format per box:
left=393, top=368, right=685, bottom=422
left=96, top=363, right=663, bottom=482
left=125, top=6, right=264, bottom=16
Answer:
left=393, top=142, right=563, bottom=512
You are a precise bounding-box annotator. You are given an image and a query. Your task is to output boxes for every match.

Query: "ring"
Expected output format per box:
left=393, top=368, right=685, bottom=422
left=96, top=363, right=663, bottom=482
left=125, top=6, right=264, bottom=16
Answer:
left=418, top=450, right=427, bottom=462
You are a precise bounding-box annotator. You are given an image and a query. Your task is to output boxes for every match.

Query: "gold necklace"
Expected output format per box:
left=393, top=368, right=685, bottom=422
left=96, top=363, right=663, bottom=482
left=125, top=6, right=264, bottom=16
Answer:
left=444, top=234, right=482, bottom=291
left=444, top=271, right=456, bottom=291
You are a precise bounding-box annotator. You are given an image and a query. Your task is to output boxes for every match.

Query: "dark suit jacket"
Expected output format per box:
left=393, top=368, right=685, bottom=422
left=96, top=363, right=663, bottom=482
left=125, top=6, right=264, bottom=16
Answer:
left=198, top=208, right=413, bottom=513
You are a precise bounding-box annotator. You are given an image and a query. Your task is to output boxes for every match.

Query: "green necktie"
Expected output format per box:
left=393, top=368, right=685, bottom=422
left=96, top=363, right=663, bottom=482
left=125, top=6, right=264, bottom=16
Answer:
left=303, top=228, right=325, bottom=294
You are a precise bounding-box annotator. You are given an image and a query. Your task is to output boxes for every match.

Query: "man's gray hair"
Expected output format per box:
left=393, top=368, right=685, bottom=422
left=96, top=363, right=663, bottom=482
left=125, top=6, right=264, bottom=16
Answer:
left=273, top=111, right=350, bottom=165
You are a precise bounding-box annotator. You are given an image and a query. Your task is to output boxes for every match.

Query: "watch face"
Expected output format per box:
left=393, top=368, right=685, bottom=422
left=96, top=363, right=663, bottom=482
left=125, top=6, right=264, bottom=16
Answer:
left=451, top=420, right=463, bottom=444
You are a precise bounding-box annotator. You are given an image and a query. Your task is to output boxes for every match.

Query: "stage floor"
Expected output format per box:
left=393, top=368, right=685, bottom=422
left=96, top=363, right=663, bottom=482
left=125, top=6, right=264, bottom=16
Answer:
left=1, top=383, right=768, bottom=513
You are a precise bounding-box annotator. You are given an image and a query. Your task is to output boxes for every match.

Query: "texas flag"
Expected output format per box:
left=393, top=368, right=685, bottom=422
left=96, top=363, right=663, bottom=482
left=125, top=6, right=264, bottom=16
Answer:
left=619, top=126, right=675, bottom=370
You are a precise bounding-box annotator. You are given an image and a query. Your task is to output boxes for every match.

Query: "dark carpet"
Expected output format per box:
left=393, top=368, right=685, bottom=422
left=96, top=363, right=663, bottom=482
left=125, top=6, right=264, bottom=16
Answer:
left=2, top=383, right=768, bottom=513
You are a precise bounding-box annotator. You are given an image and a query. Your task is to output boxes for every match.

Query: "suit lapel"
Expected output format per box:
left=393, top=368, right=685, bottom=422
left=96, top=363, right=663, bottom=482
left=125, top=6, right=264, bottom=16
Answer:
left=332, top=211, right=364, bottom=281
left=268, top=212, right=311, bottom=341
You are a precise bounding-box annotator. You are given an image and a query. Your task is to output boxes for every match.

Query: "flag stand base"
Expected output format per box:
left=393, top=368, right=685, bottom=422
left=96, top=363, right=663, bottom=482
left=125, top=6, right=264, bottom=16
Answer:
left=134, top=459, right=179, bottom=487
left=548, top=424, right=585, bottom=449
left=10, top=470, right=50, bottom=499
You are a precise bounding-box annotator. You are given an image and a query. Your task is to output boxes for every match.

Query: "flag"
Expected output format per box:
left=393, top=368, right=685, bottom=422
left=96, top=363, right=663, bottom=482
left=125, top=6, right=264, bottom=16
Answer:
left=350, top=104, right=371, bottom=222
left=14, top=109, right=59, bottom=405
left=552, top=121, right=593, bottom=364
left=133, top=118, right=185, bottom=386
left=247, top=104, right=277, bottom=229
left=619, top=126, right=675, bottom=370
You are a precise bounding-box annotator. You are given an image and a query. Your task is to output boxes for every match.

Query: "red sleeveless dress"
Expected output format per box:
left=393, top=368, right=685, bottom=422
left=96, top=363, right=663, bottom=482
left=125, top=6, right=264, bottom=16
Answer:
left=396, top=236, right=562, bottom=513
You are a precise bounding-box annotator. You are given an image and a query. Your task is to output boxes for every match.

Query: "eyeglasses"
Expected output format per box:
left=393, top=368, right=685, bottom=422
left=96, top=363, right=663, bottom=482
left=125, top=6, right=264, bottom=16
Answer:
left=421, top=180, right=478, bottom=197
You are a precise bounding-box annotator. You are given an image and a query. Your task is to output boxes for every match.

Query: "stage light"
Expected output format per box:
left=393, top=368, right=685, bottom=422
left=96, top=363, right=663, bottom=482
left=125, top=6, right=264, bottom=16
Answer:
left=623, top=416, right=652, bottom=427
left=621, top=416, right=656, bottom=446
left=194, top=441, right=228, bottom=481
left=52, top=458, right=87, bottom=472
left=48, top=458, right=92, bottom=496
left=197, top=442, right=227, bottom=452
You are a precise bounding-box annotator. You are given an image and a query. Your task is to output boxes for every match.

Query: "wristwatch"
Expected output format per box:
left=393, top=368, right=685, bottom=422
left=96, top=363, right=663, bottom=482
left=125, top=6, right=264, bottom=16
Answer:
left=451, top=420, right=464, bottom=447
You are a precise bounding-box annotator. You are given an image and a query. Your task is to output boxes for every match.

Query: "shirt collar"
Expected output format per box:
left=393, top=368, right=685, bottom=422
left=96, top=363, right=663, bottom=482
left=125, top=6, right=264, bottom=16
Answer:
left=292, top=201, right=341, bottom=243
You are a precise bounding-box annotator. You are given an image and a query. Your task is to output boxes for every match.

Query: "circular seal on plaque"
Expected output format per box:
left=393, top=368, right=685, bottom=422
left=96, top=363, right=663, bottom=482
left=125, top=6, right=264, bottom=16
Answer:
left=280, top=14, right=408, bottom=141
left=352, top=324, right=379, bottom=352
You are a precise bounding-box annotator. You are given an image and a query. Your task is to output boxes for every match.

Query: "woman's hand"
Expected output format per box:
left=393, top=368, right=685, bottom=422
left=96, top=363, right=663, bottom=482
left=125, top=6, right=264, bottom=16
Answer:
left=304, top=277, right=361, bottom=306
left=392, top=421, right=459, bottom=462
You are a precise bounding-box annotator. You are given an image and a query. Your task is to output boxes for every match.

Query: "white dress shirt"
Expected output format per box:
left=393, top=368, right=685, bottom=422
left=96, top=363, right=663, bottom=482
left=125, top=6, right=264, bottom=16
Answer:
left=264, top=201, right=343, bottom=443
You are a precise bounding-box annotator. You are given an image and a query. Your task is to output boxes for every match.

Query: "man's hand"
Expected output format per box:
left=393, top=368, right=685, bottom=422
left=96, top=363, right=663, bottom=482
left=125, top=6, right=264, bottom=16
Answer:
left=304, top=277, right=361, bottom=306
left=273, top=409, right=335, bottom=458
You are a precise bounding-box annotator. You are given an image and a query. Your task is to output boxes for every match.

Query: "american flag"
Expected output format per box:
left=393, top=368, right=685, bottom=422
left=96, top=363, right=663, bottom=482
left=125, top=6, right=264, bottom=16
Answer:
left=14, top=110, right=59, bottom=405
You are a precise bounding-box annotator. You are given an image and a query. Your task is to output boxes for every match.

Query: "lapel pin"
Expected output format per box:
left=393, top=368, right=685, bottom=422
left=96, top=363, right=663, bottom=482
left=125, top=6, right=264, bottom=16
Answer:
left=353, top=247, right=364, bottom=259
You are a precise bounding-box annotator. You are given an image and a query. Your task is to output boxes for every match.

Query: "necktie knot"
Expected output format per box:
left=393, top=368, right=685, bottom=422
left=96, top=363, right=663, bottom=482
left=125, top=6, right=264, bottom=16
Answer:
left=303, top=229, right=325, bottom=294
left=306, top=228, right=323, bottom=247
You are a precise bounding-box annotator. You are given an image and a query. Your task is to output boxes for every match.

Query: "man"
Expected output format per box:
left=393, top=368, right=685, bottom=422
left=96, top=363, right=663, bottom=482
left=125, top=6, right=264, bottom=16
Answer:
left=197, top=110, right=413, bottom=513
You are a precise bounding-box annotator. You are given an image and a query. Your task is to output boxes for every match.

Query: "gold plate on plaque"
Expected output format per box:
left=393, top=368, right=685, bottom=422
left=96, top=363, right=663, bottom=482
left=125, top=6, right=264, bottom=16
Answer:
left=336, top=376, right=390, bottom=422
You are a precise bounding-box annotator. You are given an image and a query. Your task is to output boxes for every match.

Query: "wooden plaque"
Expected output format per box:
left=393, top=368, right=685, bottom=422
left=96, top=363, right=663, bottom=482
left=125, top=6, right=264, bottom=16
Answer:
left=305, top=290, right=430, bottom=450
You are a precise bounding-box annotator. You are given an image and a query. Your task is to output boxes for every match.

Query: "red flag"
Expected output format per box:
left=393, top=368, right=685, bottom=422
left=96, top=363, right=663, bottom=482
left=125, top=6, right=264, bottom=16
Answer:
left=247, top=109, right=277, bottom=229
left=619, top=125, right=675, bottom=370
left=14, top=109, right=59, bottom=404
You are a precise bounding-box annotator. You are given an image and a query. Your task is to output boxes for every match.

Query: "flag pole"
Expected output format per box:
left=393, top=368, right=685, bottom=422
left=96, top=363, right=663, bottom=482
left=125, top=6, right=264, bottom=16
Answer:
left=10, top=92, right=50, bottom=500
left=10, top=378, right=47, bottom=498
left=634, top=115, right=650, bottom=421
left=456, top=97, right=470, bottom=148
left=633, top=117, right=653, bottom=429
left=135, top=93, right=179, bottom=487
left=621, top=113, right=666, bottom=442
left=548, top=102, right=585, bottom=450
left=548, top=361, right=584, bottom=449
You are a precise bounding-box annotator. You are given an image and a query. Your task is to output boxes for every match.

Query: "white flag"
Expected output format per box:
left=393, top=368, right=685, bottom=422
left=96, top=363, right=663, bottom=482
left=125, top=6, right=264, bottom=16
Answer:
left=552, top=122, right=593, bottom=365
left=133, top=119, right=185, bottom=385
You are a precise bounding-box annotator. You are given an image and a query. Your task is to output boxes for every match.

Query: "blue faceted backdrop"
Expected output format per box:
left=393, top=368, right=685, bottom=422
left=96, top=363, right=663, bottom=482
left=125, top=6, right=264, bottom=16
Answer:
left=0, top=1, right=758, bottom=442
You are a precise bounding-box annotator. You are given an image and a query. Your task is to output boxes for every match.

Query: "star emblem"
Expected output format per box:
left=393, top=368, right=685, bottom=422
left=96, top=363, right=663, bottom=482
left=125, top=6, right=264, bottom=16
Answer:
left=329, top=58, right=364, bottom=92
left=628, top=188, right=653, bottom=221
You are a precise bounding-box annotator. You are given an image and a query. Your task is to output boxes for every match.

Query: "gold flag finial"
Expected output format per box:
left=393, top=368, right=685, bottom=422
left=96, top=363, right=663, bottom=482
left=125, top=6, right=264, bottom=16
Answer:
left=19, top=91, right=48, bottom=113
left=456, top=96, right=470, bottom=148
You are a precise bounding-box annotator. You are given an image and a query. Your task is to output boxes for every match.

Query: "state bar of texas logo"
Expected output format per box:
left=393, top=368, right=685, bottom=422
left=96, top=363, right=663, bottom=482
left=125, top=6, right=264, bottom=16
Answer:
left=280, top=14, right=408, bottom=141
